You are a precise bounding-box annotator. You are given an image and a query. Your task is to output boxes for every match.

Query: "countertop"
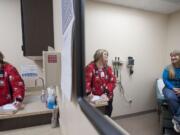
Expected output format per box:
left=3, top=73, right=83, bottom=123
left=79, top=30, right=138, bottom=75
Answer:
left=0, top=87, right=52, bottom=119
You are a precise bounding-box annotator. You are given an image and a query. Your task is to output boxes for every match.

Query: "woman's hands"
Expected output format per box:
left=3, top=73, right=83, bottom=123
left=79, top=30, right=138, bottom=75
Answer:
left=174, top=88, right=180, bottom=95
left=101, top=94, right=109, bottom=102
left=87, top=93, right=94, bottom=100
left=13, top=101, right=24, bottom=110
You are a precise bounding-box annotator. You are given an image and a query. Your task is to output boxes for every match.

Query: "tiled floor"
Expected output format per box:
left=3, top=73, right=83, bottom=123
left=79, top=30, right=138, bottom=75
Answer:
left=114, top=112, right=179, bottom=135
left=0, top=124, right=61, bottom=135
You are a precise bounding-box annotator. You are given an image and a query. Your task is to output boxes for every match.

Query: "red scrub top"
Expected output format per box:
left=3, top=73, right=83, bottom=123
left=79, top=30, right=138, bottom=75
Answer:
left=0, top=63, right=25, bottom=106
left=85, top=62, right=116, bottom=99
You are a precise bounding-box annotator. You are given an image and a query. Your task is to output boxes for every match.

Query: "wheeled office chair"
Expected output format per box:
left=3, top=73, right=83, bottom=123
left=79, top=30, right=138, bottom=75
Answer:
left=156, top=78, right=173, bottom=134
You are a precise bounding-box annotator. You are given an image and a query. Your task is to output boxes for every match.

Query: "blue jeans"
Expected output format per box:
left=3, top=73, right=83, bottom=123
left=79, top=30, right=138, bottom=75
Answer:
left=163, top=87, right=180, bottom=117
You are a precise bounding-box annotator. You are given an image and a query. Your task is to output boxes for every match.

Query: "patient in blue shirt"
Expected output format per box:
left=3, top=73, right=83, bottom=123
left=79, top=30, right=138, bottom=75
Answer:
left=163, top=68, right=180, bottom=90
left=162, top=50, right=180, bottom=133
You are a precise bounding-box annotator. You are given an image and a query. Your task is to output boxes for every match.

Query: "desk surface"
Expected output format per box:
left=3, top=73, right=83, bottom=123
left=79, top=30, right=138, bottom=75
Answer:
left=0, top=89, right=52, bottom=120
left=85, top=97, right=108, bottom=107
left=90, top=102, right=108, bottom=107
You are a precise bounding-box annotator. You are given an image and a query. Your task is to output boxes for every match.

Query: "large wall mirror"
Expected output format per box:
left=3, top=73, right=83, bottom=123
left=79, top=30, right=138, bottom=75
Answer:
left=83, top=0, right=180, bottom=134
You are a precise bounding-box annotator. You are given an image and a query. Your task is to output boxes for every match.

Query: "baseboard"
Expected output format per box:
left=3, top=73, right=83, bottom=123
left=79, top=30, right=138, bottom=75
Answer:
left=112, top=109, right=156, bottom=120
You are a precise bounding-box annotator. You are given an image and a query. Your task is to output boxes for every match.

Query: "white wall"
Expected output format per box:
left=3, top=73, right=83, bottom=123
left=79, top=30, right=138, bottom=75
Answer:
left=85, top=0, right=168, bottom=117
left=0, top=0, right=43, bottom=87
left=53, top=0, right=63, bottom=51
left=166, top=11, right=180, bottom=64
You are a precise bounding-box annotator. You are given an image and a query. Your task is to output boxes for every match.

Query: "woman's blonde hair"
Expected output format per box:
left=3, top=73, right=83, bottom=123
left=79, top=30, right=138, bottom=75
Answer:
left=168, top=50, right=180, bottom=79
left=93, top=49, right=108, bottom=63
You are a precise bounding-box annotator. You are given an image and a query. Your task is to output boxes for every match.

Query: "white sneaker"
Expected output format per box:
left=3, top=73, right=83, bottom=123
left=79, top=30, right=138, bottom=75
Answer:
left=172, top=118, right=180, bottom=133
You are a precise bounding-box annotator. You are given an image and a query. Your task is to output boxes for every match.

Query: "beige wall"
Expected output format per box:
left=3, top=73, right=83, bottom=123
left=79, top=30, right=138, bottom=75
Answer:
left=53, top=0, right=99, bottom=135
left=0, top=0, right=43, bottom=87
left=1, top=0, right=179, bottom=133
left=166, top=11, right=180, bottom=64
left=59, top=97, right=99, bottom=135
left=85, top=0, right=168, bottom=117
left=53, top=0, right=63, bottom=51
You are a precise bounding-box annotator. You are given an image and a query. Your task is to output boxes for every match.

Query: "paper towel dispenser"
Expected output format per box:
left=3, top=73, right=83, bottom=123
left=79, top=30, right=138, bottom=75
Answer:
left=43, top=51, right=61, bottom=88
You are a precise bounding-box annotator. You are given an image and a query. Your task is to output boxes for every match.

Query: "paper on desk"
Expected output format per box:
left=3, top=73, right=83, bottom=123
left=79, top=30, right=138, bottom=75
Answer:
left=0, top=103, right=17, bottom=115
left=2, top=103, right=17, bottom=111
left=90, top=95, right=108, bottom=107
left=91, top=95, right=101, bottom=102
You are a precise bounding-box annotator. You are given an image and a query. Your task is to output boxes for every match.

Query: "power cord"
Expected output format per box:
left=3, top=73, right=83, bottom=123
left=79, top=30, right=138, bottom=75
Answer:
left=117, top=68, right=132, bottom=104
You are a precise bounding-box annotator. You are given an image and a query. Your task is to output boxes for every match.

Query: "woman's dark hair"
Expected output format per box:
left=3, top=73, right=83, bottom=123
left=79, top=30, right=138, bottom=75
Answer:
left=0, top=51, right=4, bottom=64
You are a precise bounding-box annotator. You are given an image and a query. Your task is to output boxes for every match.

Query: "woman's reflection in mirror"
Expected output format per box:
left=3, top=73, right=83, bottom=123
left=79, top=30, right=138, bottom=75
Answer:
left=85, top=49, right=116, bottom=117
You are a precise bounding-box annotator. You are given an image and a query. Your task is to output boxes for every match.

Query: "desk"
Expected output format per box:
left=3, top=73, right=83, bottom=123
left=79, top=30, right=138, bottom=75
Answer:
left=85, top=97, right=108, bottom=115
left=0, top=88, right=52, bottom=119
left=0, top=88, right=56, bottom=131
left=90, top=101, right=108, bottom=108
left=86, top=96, right=108, bottom=107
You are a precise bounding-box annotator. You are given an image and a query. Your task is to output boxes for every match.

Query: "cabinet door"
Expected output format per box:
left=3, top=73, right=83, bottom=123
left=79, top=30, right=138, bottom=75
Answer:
left=21, top=0, right=54, bottom=57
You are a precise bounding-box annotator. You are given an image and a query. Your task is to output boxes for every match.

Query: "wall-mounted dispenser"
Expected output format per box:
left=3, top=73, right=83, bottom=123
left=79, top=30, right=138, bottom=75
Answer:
left=43, top=51, right=61, bottom=88
left=127, top=56, right=135, bottom=75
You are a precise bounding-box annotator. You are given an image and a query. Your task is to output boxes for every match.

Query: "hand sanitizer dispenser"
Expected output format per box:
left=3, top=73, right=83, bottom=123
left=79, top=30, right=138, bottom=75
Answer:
left=47, top=87, right=56, bottom=109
